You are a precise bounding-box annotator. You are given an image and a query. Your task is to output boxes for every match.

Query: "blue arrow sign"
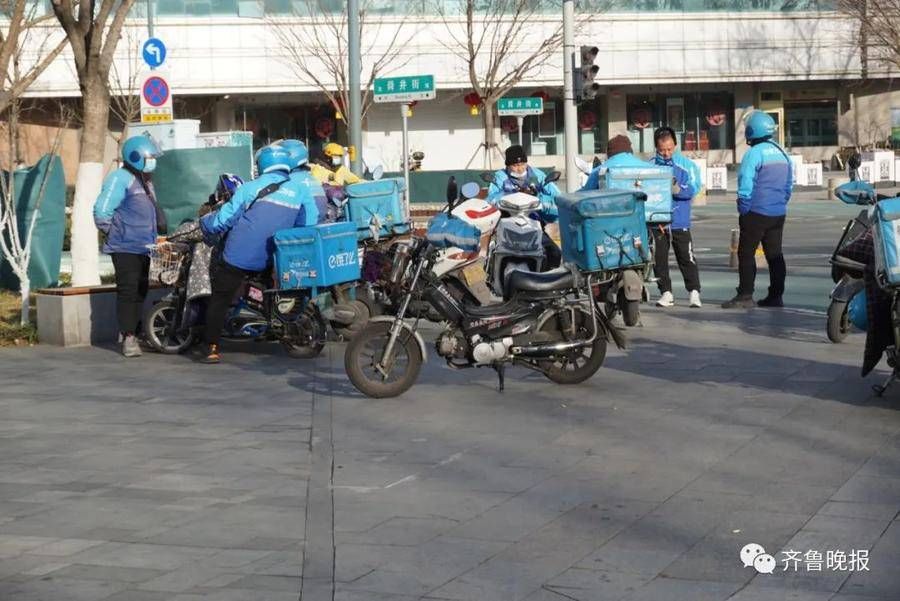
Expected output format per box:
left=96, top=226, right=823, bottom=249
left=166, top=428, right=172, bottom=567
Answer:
left=142, top=38, right=167, bottom=69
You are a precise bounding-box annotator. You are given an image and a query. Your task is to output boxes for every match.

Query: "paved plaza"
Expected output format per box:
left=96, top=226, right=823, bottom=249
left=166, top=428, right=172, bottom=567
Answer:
left=0, top=197, right=898, bottom=601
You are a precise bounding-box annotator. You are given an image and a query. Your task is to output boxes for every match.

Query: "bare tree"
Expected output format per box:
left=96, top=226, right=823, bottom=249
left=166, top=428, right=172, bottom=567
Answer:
left=1, top=93, right=69, bottom=325
left=837, top=0, right=900, bottom=74
left=108, top=26, right=143, bottom=158
left=0, top=0, right=68, bottom=115
left=436, top=0, right=606, bottom=167
left=267, top=0, right=414, bottom=126
left=51, top=0, right=137, bottom=286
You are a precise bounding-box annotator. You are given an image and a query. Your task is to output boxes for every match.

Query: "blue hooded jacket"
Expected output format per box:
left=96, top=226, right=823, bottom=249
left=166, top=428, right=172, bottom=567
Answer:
left=487, top=165, right=560, bottom=221
left=94, top=167, right=159, bottom=255
left=200, top=171, right=308, bottom=272
left=289, top=168, right=329, bottom=225
left=737, top=140, right=793, bottom=217
left=581, top=152, right=655, bottom=191
left=652, top=151, right=702, bottom=230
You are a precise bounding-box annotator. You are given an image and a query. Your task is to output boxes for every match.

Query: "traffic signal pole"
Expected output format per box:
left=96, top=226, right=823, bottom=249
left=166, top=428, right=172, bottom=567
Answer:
left=562, top=0, right=578, bottom=193
left=348, top=0, right=363, bottom=174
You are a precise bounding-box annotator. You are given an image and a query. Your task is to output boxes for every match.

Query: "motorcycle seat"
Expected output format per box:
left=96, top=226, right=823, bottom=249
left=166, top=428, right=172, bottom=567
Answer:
left=464, top=299, right=522, bottom=317
left=504, top=267, right=576, bottom=298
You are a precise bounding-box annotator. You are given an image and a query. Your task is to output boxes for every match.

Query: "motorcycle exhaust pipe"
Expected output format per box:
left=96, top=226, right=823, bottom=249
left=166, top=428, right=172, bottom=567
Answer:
left=511, top=339, right=589, bottom=358
left=329, top=304, right=359, bottom=325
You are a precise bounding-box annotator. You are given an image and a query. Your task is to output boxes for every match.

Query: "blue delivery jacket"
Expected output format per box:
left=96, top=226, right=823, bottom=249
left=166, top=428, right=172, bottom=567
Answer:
left=200, top=171, right=308, bottom=272
left=737, top=140, right=793, bottom=217
left=93, top=168, right=159, bottom=255
left=487, top=166, right=560, bottom=221
left=289, top=168, right=329, bottom=226
left=653, top=151, right=702, bottom=230
left=581, top=152, right=655, bottom=191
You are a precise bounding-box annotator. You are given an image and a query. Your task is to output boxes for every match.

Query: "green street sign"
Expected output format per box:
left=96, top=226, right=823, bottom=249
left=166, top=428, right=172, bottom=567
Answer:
left=497, top=97, right=544, bottom=117
left=373, top=75, right=436, bottom=103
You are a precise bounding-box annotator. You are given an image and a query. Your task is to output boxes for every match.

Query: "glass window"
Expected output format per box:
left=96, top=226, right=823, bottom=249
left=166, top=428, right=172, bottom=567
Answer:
left=577, top=96, right=608, bottom=154
left=784, top=100, right=838, bottom=147
left=626, top=92, right=733, bottom=154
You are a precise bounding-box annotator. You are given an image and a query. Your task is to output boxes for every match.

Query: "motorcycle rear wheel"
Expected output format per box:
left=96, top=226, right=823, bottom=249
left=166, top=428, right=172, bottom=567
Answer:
left=618, top=290, right=640, bottom=327
left=143, top=301, right=194, bottom=354
left=345, top=321, right=422, bottom=398
left=283, top=308, right=326, bottom=359
left=826, top=299, right=850, bottom=343
left=539, top=307, right=607, bottom=385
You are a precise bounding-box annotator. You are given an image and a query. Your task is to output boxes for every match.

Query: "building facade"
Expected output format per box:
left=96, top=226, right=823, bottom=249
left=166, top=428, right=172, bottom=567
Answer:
left=17, top=0, right=900, bottom=173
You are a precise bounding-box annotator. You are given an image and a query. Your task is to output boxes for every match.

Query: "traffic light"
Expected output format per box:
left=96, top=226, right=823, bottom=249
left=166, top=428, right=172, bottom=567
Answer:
left=575, top=45, right=600, bottom=104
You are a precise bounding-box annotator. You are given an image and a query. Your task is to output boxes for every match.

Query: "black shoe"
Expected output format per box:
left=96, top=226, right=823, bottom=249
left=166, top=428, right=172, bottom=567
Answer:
left=757, top=296, right=784, bottom=308
left=721, top=295, right=755, bottom=309
left=201, top=344, right=221, bottom=364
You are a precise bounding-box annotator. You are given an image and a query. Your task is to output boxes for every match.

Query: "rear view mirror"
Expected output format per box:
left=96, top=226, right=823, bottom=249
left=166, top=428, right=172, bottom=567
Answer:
left=460, top=182, right=481, bottom=200
left=545, top=171, right=561, bottom=184
left=480, top=171, right=495, bottom=184
left=573, top=156, right=592, bottom=175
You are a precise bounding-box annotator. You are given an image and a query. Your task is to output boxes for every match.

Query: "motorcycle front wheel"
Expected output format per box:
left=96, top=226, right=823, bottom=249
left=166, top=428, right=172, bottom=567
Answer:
left=345, top=321, right=423, bottom=398
left=143, top=300, right=194, bottom=354
left=826, top=299, right=850, bottom=343
left=538, top=307, right=607, bottom=385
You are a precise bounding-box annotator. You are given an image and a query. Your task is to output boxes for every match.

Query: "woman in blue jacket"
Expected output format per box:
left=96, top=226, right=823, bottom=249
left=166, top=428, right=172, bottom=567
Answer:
left=93, top=135, right=165, bottom=358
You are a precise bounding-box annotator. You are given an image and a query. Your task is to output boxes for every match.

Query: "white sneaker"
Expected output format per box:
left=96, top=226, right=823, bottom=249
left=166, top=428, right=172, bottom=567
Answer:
left=122, top=334, right=142, bottom=358
left=656, top=291, right=675, bottom=307
left=689, top=290, right=702, bottom=308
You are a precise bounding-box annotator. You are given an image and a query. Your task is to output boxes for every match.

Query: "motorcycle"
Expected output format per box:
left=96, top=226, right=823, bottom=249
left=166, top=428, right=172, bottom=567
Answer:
left=143, top=210, right=367, bottom=356
left=570, top=157, right=650, bottom=327
left=343, top=191, right=625, bottom=399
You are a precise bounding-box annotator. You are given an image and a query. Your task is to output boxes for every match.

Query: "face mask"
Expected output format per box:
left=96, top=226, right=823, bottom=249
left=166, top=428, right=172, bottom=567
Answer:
left=510, top=167, right=526, bottom=179
left=332, top=156, right=342, bottom=167
left=143, top=157, right=157, bottom=173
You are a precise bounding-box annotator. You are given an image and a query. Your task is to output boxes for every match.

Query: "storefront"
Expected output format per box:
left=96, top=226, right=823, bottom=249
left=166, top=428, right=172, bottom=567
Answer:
left=625, top=92, right=734, bottom=155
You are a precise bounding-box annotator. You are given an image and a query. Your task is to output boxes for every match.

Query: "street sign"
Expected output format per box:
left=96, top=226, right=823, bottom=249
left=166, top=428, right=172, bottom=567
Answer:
left=497, top=97, right=544, bottom=117
left=140, top=73, right=173, bottom=123
left=142, top=38, right=167, bottom=69
left=374, top=75, right=435, bottom=103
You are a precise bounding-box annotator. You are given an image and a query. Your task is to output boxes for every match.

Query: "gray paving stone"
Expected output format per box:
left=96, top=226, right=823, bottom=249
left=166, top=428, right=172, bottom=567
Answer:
left=39, top=563, right=167, bottom=583
left=542, top=568, right=653, bottom=600
left=618, top=577, right=743, bottom=601
left=0, top=576, right=130, bottom=601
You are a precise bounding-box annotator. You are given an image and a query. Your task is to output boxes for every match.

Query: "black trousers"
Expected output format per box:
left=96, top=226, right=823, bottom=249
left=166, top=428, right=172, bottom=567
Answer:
left=542, top=232, right=561, bottom=270
left=651, top=226, right=701, bottom=293
left=111, top=253, right=150, bottom=335
left=737, top=211, right=787, bottom=298
left=203, top=257, right=250, bottom=346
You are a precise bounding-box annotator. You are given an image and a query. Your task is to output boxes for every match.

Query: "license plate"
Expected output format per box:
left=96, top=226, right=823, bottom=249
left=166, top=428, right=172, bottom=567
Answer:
left=462, top=263, right=486, bottom=285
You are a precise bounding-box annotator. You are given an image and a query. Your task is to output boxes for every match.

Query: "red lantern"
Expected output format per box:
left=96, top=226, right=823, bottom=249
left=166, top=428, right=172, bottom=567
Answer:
left=464, top=92, right=482, bottom=116
left=315, top=117, right=334, bottom=140
left=531, top=90, right=550, bottom=102
left=630, top=106, right=652, bottom=129
left=578, top=110, right=597, bottom=131
left=501, top=116, right=518, bottom=134
left=705, top=102, right=727, bottom=127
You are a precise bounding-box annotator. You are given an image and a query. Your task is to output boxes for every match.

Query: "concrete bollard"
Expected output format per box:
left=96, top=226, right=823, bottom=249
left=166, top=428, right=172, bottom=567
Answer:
left=729, top=228, right=767, bottom=270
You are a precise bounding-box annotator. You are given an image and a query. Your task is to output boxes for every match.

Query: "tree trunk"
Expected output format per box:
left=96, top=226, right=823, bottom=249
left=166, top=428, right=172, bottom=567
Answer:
left=70, top=76, right=110, bottom=286
left=19, top=277, right=30, bottom=325
left=483, top=107, right=496, bottom=169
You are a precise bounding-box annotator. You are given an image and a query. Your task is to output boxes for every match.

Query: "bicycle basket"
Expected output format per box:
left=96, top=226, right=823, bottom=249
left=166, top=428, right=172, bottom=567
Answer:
left=148, top=242, right=189, bottom=286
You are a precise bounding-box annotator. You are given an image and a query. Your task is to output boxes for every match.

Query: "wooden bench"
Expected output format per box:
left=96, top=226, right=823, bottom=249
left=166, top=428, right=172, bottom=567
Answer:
left=36, top=284, right=168, bottom=347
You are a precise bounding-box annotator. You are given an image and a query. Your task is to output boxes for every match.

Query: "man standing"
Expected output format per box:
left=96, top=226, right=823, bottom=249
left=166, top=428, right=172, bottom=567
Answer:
left=722, top=111, right=793, bottom=309
left=651, top=127, right=703, bottom=308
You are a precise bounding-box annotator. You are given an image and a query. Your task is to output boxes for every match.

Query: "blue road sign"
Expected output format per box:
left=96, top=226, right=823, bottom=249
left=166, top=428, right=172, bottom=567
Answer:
left=142, top=38, right=167, bottom=68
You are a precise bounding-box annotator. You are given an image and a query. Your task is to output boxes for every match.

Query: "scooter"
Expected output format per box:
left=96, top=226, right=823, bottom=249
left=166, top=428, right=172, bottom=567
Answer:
left=827, top=179, right=888, bottom=343
left=343, top=191, right=625, bottom=399
left=480, top=170, right=562, bottom=298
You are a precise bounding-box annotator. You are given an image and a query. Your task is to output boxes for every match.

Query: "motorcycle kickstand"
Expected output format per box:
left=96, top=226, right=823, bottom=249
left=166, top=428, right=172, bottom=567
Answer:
left=495, top=364, right=505, bottom=393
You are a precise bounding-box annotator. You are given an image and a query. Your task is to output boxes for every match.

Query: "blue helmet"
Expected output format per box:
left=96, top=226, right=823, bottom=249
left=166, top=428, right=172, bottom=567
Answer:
left=255, top=144, right=292, bottom=175
left=279, top=139, right=310, bottom=169
left=745, top=111, right=777, bottom=143
left=122, top=135, right=162, bottom=173
left=216, top=173, right=244, bottom=201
